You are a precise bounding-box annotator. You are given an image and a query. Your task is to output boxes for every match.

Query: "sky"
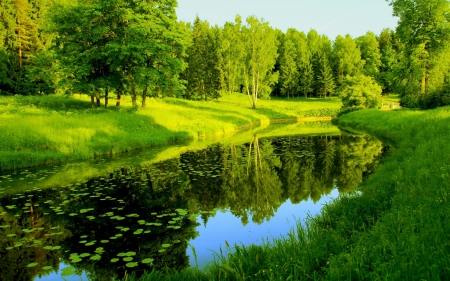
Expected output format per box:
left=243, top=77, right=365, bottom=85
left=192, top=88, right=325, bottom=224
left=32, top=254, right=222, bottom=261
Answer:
left=176, top=0, right=399, bottom=39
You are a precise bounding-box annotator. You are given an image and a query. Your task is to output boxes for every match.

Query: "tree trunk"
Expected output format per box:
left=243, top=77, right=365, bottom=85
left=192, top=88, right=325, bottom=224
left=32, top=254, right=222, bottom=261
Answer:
left=95, top=91, right=101, bottom=107
left=17, top=16, right=22, bottom=68
left=141, top=85, right=148, bottom=108
left=421, top=71, right=427, bottom=95
left=105, top=87, right=109, bottom=107
left=116, top=89, right=122, bottom=106
left=90, top=94, right=95, bottom=108
left=129, top=72, right=137, bottom=106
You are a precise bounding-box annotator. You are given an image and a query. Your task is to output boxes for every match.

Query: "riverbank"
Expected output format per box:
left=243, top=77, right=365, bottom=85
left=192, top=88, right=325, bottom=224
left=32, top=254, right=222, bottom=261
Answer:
left=0, top=94, right=341, bottom=171
left=125, top=106, right=450, bottom=280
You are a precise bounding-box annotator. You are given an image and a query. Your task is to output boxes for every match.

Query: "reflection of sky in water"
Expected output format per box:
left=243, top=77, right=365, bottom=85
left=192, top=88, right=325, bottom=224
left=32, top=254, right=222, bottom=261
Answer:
left=34, top=190, right=338, bottom=280
left=188, top=189, right=339, bottom=269
left=36, top=263, right=87, bottom=281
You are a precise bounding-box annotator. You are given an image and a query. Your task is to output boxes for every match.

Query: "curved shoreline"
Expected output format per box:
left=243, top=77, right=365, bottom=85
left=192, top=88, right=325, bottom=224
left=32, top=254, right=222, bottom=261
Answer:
left=1, top=116, right=336, bottom=172
left=124, top=106, right=450, bottom=280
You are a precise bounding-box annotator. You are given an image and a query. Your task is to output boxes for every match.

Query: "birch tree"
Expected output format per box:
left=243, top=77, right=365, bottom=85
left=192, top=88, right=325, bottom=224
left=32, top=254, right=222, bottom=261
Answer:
left=242, top=16, right=278, bottom=109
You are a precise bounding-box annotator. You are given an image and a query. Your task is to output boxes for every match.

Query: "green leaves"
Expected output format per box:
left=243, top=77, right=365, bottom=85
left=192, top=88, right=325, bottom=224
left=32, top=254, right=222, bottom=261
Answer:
left=338, top=74, right=382, bottom=109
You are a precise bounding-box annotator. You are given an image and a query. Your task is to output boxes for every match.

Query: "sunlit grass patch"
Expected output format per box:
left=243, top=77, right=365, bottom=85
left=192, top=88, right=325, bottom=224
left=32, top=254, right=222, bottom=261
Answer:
left=0, top=94, right=340, bottom=170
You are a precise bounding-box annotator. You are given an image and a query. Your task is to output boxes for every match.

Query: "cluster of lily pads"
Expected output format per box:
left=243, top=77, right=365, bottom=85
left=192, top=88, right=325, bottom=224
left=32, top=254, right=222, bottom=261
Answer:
left=0, top=164, right=195, bottom=279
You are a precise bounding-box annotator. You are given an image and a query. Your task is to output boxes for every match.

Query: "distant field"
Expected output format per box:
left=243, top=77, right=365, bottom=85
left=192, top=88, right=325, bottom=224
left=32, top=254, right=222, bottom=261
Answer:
left=0, top=94, right=342, bottom=170
left=381, top=93, right=401, bottom=110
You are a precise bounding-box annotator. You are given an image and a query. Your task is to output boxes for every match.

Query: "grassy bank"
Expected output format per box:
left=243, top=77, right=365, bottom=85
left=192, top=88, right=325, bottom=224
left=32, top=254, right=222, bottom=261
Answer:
left=125, top=106, right=450, bottom=280
left=0, top=94, right=341, bottom=171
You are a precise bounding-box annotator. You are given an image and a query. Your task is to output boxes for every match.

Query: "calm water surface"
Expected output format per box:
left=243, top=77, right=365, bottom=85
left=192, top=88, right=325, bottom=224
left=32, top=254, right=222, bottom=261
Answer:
left=0, top=125, right=386, bottom=281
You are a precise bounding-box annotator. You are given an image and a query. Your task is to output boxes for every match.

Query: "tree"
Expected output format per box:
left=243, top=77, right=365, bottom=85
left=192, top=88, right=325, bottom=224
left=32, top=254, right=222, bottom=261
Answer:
left=242, top=16, right=279, bottom=109
left=279, top=37, right=299, bottom=98
left=299, top=60, right=314, bottom=98
left=332, top=34, right=364, bottom=86
left=307, top=30, right=334, bottom=97
left=317, top=54, right=335, bottom=98
left=338, top=74, right=382, bottom=108
left=378, top=28, right=399, bottom=92
left=221, top=15, right=245, bottom=95
left=0, top=0, right=55, bottom=95
left=285, top=29, right=313, bottom=98
left=387, top=0, right=450, bottom=106
left=356, top=31, right=382, bottom=79
left=104, top=0, right=189, bottom=107
left=51, top=0, right=188, bottom=108
left=186, top=17, right=223, bottom=101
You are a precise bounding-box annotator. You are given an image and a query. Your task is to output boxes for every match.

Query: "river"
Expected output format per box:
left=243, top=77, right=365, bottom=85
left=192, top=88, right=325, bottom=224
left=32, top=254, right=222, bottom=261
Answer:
left=0, top=121, right=386, bottom=281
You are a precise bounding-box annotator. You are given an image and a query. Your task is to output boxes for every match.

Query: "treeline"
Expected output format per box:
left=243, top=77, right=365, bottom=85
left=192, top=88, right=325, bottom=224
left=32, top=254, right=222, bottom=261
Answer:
left=1, top=0, right=450, bottom=109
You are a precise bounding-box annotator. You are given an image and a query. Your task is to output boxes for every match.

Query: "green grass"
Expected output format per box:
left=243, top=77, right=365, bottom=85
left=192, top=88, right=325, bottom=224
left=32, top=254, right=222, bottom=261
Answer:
left=123, top=106, right=450, bottom=280
left=0, top=94, right=341, bottom=171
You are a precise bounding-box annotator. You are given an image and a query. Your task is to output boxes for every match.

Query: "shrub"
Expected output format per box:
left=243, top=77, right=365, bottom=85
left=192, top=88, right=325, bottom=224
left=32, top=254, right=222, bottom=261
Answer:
left=338, top=75, right=382, bottom=109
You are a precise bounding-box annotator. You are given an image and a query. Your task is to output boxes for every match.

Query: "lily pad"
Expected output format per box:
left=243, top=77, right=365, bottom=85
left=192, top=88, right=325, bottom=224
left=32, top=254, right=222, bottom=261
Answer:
left=142, top=258, right=154, bottom=264
left=27, top=262, right=38, bottom=268
left=126, top=262, right=138, bottom=268
left=61, top=266, right=76, bottom=277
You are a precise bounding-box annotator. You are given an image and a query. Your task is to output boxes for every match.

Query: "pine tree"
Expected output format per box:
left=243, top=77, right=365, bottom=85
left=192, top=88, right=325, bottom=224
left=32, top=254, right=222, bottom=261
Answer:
left=317, top=55, right=335, bottom=98
left=299, top=60, right=314, bottom=98
left=279, top=38, right=298, bottom=98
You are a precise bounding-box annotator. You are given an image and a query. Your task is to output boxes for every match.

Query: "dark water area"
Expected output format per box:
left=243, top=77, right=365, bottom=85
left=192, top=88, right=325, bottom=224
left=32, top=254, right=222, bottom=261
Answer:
left=0, top=132, right=386, bottom=281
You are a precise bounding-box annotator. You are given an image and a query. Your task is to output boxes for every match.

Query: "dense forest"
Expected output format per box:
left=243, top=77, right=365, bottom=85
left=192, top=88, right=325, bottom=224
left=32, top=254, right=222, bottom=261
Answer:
left=1, top=0, right=450, bottom=109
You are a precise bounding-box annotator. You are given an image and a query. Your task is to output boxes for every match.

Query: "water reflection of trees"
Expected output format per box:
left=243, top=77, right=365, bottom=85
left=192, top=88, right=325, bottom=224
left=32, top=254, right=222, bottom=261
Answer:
left=183, top=134, right=384, bottom=225
left=0, top=134, right=384, bottom=280
left=0, top=161, right=200, bottom=281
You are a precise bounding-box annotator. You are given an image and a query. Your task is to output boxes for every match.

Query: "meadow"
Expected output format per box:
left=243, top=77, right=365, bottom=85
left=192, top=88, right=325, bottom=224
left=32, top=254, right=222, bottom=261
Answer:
left=122, top=106, right=450, bottom=280
left=0, top=94, right=341, bottom=171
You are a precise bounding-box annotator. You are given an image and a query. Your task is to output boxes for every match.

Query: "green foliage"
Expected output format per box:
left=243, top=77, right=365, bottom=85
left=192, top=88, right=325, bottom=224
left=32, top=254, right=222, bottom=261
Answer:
left=337, top=105, right=365, bottom=116
left=332, top=34, right=364, bottom=86
left=356, top=31, right=382, bottom=79
left=338, top=74, right=382, bottom=108
left=279, top=37, right=299, bottom=98
left=220, top=15, right=246, bottom=95
left=185, top=17, right=223, bottom=101
left=316, top=54, right=335, bottom=98
left=0, top=0, right=55, bottom=95
left=242, top=16, right=279, bottom=109
left=378, top=28, right=399, bottom=92
left=50, top=0, right=188, bottom=106
left=387, top=0, right=450, bottom=107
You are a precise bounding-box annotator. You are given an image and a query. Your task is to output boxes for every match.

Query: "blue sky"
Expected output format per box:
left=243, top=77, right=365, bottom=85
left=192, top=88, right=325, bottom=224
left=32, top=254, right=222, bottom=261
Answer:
left=176, top=0, right=399, bottom=39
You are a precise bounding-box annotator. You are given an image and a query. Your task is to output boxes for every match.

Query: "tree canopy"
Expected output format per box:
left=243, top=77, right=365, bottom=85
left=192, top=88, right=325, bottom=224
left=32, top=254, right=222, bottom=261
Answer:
left=2, top=0, right=450, bottom=110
